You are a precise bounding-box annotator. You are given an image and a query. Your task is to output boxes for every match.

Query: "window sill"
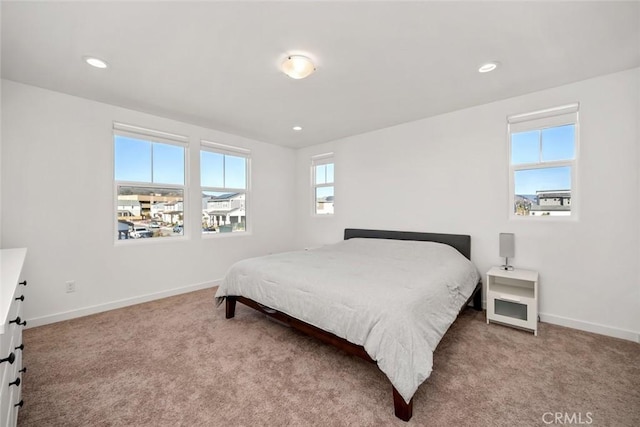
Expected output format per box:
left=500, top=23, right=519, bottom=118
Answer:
left=201, top=231, right=252, bottom=239
left=114, top=235, right=188, bottom=246
left=509, top=214, right=578, bottom=222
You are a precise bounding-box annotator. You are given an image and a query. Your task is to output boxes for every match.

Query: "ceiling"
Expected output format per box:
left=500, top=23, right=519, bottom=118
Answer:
left=2, top=1, right=639, bottom=149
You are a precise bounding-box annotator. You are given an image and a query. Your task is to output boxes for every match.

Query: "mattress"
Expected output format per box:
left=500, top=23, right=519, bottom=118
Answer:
left=215, top=237, right=480, bottom=403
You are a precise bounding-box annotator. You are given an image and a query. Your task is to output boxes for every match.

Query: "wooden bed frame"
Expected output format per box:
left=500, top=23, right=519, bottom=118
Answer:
left=224, top=228, right=482, bottom=421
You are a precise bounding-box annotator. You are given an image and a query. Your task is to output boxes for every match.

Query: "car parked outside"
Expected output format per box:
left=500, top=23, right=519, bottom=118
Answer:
left=131, top=227, right=153, bottom=238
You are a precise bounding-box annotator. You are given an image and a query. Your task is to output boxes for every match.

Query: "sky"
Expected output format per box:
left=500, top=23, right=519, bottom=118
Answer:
left=315, top=163, right=334, bottom=199
left=512, top=125, right=574, bottom=195
left=116, top=129, right=569, bottom=199
left=114, top=135, right=246, bottom=190
left=201, top=150, right=246, bottom=189
left=514, top=167, right=571, bottom=195
left=114, top=136, right=184, bottom=185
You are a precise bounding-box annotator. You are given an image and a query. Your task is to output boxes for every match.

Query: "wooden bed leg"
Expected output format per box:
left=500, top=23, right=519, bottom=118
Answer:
left=225, top=296, right=237, bottom=319
left=392, top=386, right=413, bottom=421
left=473, top=284, right=483, bottom=311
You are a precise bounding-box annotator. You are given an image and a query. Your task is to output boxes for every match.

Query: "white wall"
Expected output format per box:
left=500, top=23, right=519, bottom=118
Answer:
left=1, top=80, right=297, bottom=325
left=0, top=4, right=3, bottom=248
left=3, top=69, right=638, bottom=342
left=295, top=68, right=640, bottom=341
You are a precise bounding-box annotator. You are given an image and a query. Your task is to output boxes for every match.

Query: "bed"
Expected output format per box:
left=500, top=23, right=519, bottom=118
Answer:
left=215, top=228, right=482, bottom=421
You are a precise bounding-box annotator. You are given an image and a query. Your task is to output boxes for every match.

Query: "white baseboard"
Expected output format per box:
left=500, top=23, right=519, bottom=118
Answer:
left=480, top=300, right=638, bottom=343
left=27, top=289, right=640, bottom=344
left=26, top=280, right=221, bottom=328
left=539, top=312, right=640, bottom=343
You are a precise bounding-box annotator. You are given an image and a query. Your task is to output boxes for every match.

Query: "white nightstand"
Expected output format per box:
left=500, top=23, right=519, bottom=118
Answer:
left=486, top=266, right=539, bottom=336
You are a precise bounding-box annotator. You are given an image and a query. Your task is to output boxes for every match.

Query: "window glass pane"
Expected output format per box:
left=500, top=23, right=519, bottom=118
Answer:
left=225, top=155, right=246, bottom=189
left=201, top=151, right=224, bottom=188
left=541, top=125, right=575, bottom=162
left=201, top=190, right=246, bottom=233
left=315, top=186, right=334, bottom=215
left=325, top=163, right=334, bottom=184
left=315, top=164, right=326, bottom=185
left=511, top=130, right=539, bottom=165
left=152, top=143, right=184, bottom=185
left=513, top=167, right=571, bottom=216
left=114, top=136, right=151, bottom=182
left=117, top=186, right=184, bottom=239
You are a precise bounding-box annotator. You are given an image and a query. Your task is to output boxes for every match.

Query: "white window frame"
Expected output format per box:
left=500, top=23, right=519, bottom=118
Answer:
left=507, top=103, right=580, bottom=220
left=113, top=122, right=189, bottom=243
left=311, top=153, right=335, bottom=216
left=200, top=140, right=251, bottom=236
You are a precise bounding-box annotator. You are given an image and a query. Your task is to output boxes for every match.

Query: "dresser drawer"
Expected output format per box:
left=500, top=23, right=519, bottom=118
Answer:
left=2, top=386, right=17, bottom=427
left=0, top=248, right=27, bottom=427
left=0, top=366, right=19, bottom=427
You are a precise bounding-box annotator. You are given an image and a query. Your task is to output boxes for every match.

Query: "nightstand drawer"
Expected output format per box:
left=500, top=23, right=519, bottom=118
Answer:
left=488, top=294, right=536, bottom=329
left=486, top=267, right=539, bottom=335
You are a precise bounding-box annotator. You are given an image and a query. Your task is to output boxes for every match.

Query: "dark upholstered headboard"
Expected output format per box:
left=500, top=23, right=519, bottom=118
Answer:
left=344, top=228, right=471, bottom=260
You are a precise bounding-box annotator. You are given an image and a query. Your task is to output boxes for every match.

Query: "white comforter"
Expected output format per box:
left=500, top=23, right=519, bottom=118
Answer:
left=214, top=238, right=479, bottom=403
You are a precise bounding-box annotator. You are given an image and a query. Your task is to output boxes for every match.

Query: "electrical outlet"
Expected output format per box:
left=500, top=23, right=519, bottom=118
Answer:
left=65, top=281, right=76, bottom=293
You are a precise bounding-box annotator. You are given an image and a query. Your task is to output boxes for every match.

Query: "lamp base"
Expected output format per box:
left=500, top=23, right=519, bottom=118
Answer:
left=500, top=257, right=514, bottom=271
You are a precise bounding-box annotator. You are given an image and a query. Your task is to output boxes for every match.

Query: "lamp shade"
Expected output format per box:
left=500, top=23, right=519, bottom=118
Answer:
left=282, top=55, right=315, bottom=79
left=499, top=233, right=515, bottom=258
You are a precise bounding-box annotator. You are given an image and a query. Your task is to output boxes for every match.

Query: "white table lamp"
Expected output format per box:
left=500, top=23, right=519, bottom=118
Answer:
left=499, top=233, right=515, bottom=271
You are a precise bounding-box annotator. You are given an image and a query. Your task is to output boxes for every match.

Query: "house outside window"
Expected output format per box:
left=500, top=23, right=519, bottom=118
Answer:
left=113, top=122, right=187, bottom=240
left=312, top=153, right=334, bottom=215
left=200, top=141, right=250, bottom=234
left=508, top=104, right=579, bottom=218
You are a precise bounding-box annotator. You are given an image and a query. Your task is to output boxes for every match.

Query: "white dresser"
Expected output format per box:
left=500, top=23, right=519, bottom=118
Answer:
left=0, top=249, right=27, bottom=427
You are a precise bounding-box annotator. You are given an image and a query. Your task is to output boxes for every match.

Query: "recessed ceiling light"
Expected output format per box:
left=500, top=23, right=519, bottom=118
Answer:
left=83, top=56, right=108, bottom=69
left=478, top=62, right=499, bottom=73
left=282, top=55, right=315, bottom=79
left=292, top=126, right=303, bottom=131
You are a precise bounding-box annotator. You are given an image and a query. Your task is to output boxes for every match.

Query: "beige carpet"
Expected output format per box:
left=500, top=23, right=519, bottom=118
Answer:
left=18, top=288, right=640, bottom=426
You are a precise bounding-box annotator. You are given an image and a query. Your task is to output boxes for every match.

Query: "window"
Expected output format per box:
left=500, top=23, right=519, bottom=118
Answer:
left=200, top=141, right=250, bottom=234
left=312, top=153, right=334, bottom=215
left=508, top=104, right=579, bottom=218
left=113, top=123, right=187, bottom=240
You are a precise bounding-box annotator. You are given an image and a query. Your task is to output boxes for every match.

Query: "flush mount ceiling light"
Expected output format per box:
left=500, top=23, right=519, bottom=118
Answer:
left=83, top=56, right=108, bottom=69
left=281, top=55, right=315, bottom=79
left=478, top=61, right=499, bottom=73
left=292, top=126, right=303, bottom=131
